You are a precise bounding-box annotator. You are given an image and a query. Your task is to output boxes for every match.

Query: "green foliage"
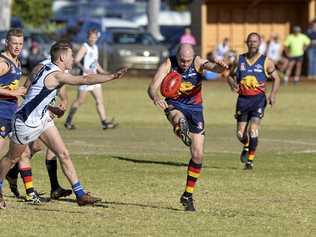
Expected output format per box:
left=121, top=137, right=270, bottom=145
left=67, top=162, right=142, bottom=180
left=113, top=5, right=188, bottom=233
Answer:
left=12, top=0, right=53, bottom=27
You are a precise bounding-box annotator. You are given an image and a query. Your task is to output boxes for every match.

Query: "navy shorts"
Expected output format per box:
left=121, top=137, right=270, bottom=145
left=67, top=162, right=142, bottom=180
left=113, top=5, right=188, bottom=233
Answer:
left=165, top=102, right=204, bottom=134
left=0, top=118, right=12, bottom=138
left=235, top=94, right=267, bottom=122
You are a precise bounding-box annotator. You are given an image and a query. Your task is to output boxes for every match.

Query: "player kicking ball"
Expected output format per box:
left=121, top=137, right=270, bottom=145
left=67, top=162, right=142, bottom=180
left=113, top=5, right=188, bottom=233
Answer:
left=148, top=44, right=228, bottom=211
left=0, top=40, right=127, bottom=209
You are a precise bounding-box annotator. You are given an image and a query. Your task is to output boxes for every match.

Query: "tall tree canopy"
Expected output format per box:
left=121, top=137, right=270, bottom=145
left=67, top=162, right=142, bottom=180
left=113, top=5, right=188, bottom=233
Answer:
left=12, top=0, right=52, bottom=27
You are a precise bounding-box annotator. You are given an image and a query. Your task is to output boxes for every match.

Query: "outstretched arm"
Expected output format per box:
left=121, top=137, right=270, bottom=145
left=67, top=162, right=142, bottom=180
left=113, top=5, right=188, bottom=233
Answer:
left=196, top=56, right=229, bottom=73
left=54, top=67, right=128, bottom=87
left=147, top=59, right=171, bottom=110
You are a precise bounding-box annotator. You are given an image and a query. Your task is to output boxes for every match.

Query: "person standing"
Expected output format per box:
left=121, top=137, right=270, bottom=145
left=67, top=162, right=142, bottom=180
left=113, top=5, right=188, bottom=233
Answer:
left=64, top=29, right=117, bottom=130
left=284, top=26, right=310, bottom=83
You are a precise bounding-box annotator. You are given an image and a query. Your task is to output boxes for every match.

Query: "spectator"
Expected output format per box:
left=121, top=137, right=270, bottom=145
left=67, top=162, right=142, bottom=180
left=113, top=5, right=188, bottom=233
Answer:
left=180, top=28, right=196, bottom=46
left=266, top=33, right=282, bottom=65
left=214, top=37, right=230, bottom=60
left=259, top=35, right=267, bottom=55
left=284, top=26, right=311, bottom=83
left=307, top=20, right=316, bottom=79
left=27, top=42, right=45, bottom=72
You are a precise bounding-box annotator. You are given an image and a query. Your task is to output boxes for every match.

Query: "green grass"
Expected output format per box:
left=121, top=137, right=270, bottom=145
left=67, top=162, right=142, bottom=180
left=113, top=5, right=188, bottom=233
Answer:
left=0, top=78, right=315, bottom=237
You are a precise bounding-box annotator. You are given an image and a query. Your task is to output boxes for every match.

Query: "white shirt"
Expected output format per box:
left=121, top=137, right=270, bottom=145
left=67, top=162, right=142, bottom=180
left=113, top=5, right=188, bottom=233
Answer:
left=16, top=62, right=61, bottom=126
left=83, top=42, right=98, bottom=75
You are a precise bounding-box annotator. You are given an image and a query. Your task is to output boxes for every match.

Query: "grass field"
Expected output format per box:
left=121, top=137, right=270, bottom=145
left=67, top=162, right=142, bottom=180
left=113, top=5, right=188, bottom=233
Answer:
left=0, top=77, right=315, bottom=237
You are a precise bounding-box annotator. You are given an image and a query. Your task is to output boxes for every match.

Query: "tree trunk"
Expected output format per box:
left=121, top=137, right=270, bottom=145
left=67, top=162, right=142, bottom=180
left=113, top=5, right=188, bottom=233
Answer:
left=0, top=0, right=12, bottom=31
left=147, top=0, right=163, bottom=41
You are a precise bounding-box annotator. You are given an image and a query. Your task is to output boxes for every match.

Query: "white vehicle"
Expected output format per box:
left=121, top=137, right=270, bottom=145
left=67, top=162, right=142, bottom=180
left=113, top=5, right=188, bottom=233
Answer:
left=130, top=11, right=191, bottom=26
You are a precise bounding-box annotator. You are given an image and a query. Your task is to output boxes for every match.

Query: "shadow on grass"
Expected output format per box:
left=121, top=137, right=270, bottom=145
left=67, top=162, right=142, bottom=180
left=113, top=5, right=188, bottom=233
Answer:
left=110, top=155, right=238, bottom=170
left=55, top=198, right=182, bottom=212
left=110, top=155, right=188, bottom=167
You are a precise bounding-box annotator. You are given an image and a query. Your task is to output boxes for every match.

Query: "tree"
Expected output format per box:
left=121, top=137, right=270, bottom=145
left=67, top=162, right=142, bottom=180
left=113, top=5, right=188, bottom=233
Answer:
left=147, top=0, right=163, bottom=41
left=12, top=0, right=53, bottom=28
left=0, top=0, right=12, bottom=30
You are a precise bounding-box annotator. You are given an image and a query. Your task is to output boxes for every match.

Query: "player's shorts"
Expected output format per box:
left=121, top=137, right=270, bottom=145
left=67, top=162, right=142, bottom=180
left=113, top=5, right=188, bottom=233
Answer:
left=165, top=101, right=204, bottom=134
left=10, top=113, right=55, bottom=145
left=0, top=118, right=12, bottom=138
left=289, top=56, right=304, bottom=62
left=78, top=84, right=101, bottom=92
left=235, top=94, right=267, bottom=122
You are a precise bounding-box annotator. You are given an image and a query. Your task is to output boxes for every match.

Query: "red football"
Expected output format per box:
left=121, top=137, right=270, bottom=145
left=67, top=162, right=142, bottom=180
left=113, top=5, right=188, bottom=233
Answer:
left=160, top=71, right=182, bottom=98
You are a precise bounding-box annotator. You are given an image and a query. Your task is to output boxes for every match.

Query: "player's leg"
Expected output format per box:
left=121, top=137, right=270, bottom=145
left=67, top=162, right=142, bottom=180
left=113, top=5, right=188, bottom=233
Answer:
left=165, top=107, right=191, bottom=147
left=244, top=118, right=261, bottom=169
left=64, top=88, right=88, bottom=129
left=180, top=132, right=204, bottom=211
left=284, top=59, right=295, bottom=83
left=294, top=60, right=303, bottom=83
left=40, top=126, right=100, bottom=205
left=44, top=147, right=72, bottom=199
left=0, top=141, right=27, bottom=209
left=91, top=85, right=117, bottom=129
left=237, top=121, right=249, bottom=163
left=235, top=96, right=250, bottom=163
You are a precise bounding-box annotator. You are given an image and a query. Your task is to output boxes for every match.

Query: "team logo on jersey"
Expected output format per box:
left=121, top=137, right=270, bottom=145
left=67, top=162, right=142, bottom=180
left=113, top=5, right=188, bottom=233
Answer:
left=240, top=75, right=260, bottom=89
left=0, top=126, right=6, bottom=137
left=254, top=64, right=263, bottom=72
left=240, top=63, right=246, bottom=71
left=179, top=81, right=194, bottom=95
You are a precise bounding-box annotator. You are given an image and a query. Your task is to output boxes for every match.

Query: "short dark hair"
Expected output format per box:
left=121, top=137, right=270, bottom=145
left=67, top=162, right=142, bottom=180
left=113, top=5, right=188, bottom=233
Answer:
left=50, top=40, right=72, bottom=62
left=246, top=32, right=261, bottom=42
left=87, top=28, right=98, bottom=36
left=6, top=28, right=23, bottom=40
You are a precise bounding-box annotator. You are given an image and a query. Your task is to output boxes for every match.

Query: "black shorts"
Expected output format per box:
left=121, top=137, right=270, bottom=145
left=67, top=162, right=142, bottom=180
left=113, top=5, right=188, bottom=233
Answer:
left=289, top=56, right=304, bottom=62
left=235, top=94, right=267, bottom=122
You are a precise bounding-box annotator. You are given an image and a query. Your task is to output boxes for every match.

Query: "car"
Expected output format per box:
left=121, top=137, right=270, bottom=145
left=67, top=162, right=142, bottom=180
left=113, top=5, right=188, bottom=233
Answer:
left=98, top=29, right=169, bottom=71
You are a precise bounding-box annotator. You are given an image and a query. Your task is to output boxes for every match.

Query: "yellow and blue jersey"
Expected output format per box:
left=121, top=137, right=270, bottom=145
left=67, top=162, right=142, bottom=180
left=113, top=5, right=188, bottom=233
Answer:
left=236, top=53, right=269, bottom=96
left=0, top=54, right=22, bottom=120
left=166, top=56, right=203, bottom=110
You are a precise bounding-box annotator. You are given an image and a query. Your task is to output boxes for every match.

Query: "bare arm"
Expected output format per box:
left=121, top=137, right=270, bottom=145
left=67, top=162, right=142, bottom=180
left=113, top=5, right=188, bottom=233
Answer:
left=58, top=85, right=68, bottom=109
left=52, top=67, right=128, bottom=88
left=74, top=45, right=87, bottom=64
left=195, top=56, right=228, bottom=73
left=266, top=59, right=280, bottom=107
left=147, top=59, right=171, bottom=110
left=96, top=63, right=105, bottom=74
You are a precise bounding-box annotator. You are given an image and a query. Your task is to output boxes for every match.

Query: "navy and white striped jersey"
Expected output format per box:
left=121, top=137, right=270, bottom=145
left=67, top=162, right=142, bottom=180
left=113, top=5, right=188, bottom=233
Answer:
left=16, top=62, right=61, bottom=126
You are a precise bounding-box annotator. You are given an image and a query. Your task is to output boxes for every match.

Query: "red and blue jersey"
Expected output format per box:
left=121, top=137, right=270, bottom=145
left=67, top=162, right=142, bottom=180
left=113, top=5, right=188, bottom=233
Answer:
left=0, top=54, right=22, bottom=120
left=166, top=56, right=203, bottom=110
left=236, top=53, right=269, bottom=96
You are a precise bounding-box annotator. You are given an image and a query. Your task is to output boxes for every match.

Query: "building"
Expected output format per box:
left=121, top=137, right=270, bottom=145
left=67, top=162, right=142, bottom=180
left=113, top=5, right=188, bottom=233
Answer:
left=190, top=0, right=316, bottom=56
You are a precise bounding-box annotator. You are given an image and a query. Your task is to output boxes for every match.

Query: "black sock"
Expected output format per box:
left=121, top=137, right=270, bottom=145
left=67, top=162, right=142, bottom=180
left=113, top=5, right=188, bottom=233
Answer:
left=66, top=107, right=77, bottom=125
left=46, top=159, right=60, bottom=191
left=7, top=163, right=19, bottom=180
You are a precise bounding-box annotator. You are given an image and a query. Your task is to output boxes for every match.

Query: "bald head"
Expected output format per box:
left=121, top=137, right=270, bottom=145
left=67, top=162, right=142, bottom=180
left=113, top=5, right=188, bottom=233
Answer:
left=177, top=44, right=195, bottom=70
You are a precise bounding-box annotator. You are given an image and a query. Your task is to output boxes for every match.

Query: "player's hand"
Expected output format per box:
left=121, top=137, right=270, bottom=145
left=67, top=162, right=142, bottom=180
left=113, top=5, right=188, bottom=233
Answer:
left=12, top=86, right=27, bottom=97
left=214, top=59, right=229, bottom=69
left=112, top=67, right=128, bottom=80
left=268, top=93, right=276, bottom=107
left=48, top=105, right=65, bottom=118
left=154, top=97, right=168, bottom=110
